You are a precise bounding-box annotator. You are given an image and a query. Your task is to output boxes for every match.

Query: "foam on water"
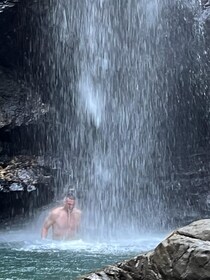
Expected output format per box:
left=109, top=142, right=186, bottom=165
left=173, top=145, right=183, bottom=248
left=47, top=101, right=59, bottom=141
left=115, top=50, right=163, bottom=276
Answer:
left=0, top=220, right=168, bottom=279
left=0, top=228, right=166, bottom=255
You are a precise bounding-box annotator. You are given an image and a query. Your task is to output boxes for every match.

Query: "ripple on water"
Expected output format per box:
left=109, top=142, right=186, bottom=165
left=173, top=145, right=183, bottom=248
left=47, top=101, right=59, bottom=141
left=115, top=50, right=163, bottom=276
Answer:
left=0, top=230, right=166, bottom=280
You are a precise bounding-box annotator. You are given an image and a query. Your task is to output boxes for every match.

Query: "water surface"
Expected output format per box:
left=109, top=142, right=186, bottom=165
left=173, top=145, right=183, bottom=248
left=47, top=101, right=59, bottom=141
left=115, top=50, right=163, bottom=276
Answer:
left=0, top=227, right=166, bottom=280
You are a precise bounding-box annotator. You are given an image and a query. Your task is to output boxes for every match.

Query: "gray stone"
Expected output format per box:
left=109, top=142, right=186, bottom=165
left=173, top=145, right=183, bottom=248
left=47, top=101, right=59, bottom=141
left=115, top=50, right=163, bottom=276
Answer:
left=9, top=182, right=24, bottom=191
left=0, top=155, right=54, bottom=223
left=78, top=220, right=210, bottom=280
left=0, top=155, right=52, bottom=189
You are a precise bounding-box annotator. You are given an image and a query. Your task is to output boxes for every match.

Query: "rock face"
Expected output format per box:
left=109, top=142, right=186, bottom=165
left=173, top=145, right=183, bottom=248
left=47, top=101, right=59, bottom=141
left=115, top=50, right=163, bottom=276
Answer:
left=78, top=219, right=210, bottom=280
left=0, top=68, right=48, bottom=129
left=0, top=0, right=17, bottom=12
left=0, top=67, right=52, bottom=222
left=0, top=155, right=54, bottom=224
left=0, top=1, right=55, bottom=223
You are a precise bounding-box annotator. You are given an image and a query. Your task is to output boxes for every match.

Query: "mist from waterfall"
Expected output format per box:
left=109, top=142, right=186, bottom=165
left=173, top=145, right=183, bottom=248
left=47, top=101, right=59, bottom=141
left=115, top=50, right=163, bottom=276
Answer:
left=37, top=0, right=208, bottom=239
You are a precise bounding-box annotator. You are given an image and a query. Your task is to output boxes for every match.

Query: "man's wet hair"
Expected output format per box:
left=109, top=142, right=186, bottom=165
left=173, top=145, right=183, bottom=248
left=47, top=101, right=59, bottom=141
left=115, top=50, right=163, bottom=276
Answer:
left=65, top=192, right=76, bottom=200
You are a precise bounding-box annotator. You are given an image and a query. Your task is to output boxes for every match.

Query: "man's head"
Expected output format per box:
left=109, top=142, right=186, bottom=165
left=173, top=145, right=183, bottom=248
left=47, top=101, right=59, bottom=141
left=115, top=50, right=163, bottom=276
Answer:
left=64, top=192, right=76, bottom=211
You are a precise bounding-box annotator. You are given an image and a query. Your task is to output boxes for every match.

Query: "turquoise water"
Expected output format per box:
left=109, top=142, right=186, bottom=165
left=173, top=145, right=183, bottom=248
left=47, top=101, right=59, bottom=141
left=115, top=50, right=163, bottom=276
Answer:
left=0, top=228, right=165, bottom=280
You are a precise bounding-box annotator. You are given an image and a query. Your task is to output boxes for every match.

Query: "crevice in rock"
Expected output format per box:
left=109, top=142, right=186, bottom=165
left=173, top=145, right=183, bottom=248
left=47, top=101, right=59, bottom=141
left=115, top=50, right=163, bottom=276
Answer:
left=172, top=245, right=190, bottom=266
left=176, top=230, right=210, bottom=241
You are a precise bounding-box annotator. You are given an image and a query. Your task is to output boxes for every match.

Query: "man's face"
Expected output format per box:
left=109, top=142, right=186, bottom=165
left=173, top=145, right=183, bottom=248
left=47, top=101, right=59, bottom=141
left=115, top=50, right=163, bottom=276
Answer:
left=64, top=197, right=75, bottom=210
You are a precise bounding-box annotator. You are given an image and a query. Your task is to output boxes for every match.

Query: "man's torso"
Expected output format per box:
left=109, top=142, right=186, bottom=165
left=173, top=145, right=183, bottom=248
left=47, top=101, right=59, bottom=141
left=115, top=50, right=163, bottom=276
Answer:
left=52, top=207, right=81, bottom=240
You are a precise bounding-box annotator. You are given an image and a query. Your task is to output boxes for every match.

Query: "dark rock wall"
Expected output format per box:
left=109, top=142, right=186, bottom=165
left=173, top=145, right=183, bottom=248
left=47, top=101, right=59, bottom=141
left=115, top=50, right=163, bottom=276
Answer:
left=165, top=2, right=210, bottom=226
left=0, top=1, right=20, bottom=69
left=0, top=1, right=54, bottom=223
left=166, top=3, right=210, bottom=157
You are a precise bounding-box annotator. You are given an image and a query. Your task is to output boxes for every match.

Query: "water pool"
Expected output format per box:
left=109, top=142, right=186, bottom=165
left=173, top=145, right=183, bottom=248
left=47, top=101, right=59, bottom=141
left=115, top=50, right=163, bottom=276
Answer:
left=0, top=228, right=165, bottom=280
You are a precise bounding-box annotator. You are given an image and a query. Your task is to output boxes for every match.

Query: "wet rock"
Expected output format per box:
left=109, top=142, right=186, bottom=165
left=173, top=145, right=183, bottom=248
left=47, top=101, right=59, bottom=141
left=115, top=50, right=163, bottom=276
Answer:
left=159, top=153, right=210, bottom=229
left=0, top=67, right=48, bottom=130
left=200, top=6, right=210, bottom=23
left=0, top=155, right=54, bottom=222
left=202, top=0, right=210, bottom=8
left=0, top=155, right=52, bottom=190
left=200, top=0, right=210, bottom=33
left=9, top=182, right=24, bottom=191
left=0, top=0, right=18, bottom=13
left=78, top=219, right=210, bottom=280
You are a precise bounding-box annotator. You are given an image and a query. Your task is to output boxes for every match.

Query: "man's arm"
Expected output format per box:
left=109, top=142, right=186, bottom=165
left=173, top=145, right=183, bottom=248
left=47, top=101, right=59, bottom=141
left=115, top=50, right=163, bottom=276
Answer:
left=41, top=212, right=55, bottom=239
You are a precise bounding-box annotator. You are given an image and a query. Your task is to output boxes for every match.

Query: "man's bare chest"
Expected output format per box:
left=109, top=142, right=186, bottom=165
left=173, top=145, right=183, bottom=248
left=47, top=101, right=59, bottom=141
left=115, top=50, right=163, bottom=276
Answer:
left=54, top=212, right=77, bottom=230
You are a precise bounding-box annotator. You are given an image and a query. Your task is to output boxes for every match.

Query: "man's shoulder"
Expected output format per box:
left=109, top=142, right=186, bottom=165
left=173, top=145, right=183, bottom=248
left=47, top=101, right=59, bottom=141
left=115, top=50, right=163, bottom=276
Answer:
left=50, top=206, right=63, bottom=215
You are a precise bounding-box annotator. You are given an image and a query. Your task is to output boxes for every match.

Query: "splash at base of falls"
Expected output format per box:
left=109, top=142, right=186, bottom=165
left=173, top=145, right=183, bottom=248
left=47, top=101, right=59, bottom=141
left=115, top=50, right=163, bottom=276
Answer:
left=0, top=225, right=166, bottom=280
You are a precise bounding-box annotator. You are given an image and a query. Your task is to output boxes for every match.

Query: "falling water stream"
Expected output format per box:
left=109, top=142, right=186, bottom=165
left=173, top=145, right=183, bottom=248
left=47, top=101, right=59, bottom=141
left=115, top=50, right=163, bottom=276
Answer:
left=0, top=0, right=208, bottom=279
left=52, top=0, right=168, bottom=238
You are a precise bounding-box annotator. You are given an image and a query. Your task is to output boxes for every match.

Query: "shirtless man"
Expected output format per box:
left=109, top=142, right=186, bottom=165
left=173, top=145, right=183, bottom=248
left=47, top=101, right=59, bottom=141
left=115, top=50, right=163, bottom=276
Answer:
left=41, top=193, right=81, bottom=240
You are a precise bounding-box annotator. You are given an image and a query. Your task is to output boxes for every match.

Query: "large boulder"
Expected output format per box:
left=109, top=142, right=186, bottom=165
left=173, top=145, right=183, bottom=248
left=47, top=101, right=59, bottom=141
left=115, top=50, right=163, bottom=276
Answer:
left=78, top=219, right=210, bottom=280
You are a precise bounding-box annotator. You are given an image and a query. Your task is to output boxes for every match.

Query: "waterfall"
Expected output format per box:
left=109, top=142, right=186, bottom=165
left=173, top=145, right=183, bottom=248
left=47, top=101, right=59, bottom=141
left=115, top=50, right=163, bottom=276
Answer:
left=33, top=0, right=209, bottom=239
left=44, top=0, right=168, bottom=239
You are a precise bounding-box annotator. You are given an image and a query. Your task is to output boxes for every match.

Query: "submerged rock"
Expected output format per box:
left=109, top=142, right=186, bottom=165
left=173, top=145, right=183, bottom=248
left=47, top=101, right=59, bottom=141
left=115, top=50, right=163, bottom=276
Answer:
left=78, top=219, right=210, bottom=280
